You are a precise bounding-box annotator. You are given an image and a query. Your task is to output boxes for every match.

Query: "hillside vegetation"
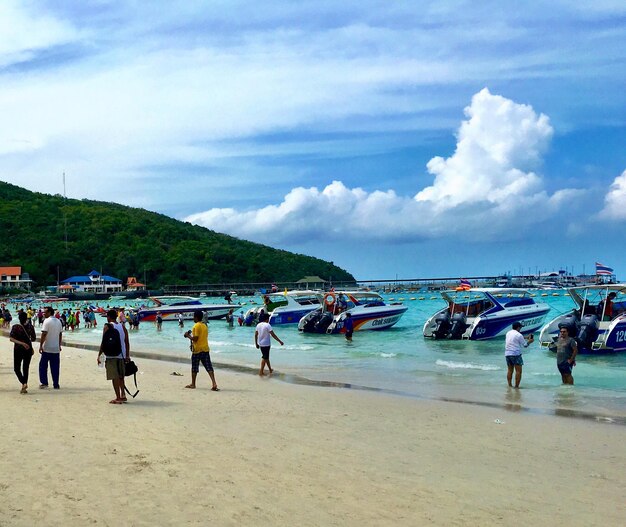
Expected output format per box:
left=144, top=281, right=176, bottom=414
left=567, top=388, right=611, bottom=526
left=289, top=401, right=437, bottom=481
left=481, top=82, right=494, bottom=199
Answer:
left=0, top=181, right=354, bottom=288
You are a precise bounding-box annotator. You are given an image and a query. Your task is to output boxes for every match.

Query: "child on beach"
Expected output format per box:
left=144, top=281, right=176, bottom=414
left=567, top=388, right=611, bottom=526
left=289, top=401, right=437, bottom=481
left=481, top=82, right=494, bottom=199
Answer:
left=254, top=312, right=283, bottom=376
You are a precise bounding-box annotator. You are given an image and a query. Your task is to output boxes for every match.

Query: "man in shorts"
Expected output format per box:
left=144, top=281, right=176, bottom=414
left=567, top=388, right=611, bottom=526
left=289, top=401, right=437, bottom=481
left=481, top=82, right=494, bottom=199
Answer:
left=184, top=311, right=218, bottom=391
left=254, top=312, right=284, bottom=376
left=555, top=326, right=578, bottom=385
left=504, top=322, right=533, bottom=388
left=98, top=309, right=130, bottom=404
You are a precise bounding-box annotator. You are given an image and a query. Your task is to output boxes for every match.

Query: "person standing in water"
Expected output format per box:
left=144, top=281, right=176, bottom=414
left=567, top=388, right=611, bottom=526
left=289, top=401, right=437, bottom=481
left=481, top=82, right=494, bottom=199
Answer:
left=504, top=321, right=533, bottom=388
left=555, top=326, right=578, bottom=385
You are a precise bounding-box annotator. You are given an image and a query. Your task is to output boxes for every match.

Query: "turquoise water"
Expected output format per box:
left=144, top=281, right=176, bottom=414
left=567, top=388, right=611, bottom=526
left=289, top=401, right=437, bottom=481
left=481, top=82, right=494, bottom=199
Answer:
left=12, top=293, right=626, bottom=420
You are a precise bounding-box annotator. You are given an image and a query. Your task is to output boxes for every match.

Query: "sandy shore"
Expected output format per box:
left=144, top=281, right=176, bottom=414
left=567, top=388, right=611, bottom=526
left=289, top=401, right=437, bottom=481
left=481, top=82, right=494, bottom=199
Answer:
left=0, top=338, right=624, bottom=526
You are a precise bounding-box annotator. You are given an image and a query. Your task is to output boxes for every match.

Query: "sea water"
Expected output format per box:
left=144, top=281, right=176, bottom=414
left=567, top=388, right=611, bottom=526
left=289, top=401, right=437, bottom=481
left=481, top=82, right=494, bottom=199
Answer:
left=17, top=293, right=626, bottom=421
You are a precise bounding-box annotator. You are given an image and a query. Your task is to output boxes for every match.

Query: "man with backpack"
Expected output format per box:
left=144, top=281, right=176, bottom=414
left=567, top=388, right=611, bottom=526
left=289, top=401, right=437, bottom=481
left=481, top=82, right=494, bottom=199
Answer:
left=98, top=309, right=131, bottom=404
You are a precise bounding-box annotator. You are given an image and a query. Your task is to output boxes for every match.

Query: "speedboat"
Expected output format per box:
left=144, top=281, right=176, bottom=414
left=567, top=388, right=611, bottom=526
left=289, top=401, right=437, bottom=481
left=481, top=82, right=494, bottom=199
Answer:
left=423, top=288, right=550, bottom=340
left=539, top=284, right=626, bottom=354
left=241, top=290, right=321, bottom=325
left=298, top=291, right=407, bottom=334
left=137, top=296, right=234, bottom=322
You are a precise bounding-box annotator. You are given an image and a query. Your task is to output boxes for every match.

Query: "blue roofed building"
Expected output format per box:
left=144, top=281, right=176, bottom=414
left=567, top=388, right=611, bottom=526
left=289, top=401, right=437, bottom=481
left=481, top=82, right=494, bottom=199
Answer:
left=59, top=270, right=123, bottom=294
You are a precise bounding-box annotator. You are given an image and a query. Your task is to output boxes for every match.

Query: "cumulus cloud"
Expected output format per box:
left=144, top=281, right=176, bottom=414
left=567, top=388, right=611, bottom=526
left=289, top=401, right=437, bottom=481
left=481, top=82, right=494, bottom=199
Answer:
left=415, top=88, right=553, bottom=209
left=186, top=89, right=582, bottom=242
left=599, top=170, right=626, bottom=220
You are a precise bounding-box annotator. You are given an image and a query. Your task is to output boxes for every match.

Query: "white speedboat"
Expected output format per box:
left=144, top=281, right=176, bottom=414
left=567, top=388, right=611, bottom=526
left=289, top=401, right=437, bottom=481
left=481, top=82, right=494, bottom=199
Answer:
left=138, top=296, right=234, bottom=322
left=298, top=291, right=407, bottom=334
left=241, top=290, right=321, bottom=325
left=267, top=290, right=322, bottom=325
left=423, top=288, right=550, bottom=340
left=539, top=284, right=626, bottom=354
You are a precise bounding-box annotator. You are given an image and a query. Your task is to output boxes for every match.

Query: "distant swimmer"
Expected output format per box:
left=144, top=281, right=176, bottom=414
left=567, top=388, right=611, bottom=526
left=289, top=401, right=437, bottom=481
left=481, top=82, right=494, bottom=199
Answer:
left=504, top=322, right=533, bottom=388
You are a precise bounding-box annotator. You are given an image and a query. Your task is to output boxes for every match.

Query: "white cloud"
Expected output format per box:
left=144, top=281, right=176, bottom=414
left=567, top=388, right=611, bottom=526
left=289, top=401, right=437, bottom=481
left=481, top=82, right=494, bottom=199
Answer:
left=599, top=170, right=626, bottom=220
left=186, top=89, right=582, bottom=242
left=415, top=88, right=553, bottom=210
left=0, top=1, right=79, bottom=67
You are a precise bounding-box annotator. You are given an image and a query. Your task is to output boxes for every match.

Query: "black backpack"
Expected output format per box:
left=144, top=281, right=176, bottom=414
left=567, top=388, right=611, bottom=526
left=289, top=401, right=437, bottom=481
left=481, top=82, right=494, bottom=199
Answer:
left=102, top=323, right=122, bottom=357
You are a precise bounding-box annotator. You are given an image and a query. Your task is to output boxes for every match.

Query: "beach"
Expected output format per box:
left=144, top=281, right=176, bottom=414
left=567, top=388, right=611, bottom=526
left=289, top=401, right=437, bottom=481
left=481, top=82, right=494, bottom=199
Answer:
left=0, top=338, right=624, bottom=526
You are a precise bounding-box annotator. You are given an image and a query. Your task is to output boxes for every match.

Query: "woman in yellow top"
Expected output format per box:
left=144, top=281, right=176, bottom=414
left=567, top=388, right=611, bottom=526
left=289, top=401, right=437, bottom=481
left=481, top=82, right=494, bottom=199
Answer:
left=183, top=311, right=219, bottom=391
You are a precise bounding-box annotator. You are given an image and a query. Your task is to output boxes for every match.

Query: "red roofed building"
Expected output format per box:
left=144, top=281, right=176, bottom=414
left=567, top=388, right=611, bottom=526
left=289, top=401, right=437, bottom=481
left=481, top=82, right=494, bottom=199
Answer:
left=126, top=276, right=146, bottom=291
left=0, top=266, right=33, bottom=289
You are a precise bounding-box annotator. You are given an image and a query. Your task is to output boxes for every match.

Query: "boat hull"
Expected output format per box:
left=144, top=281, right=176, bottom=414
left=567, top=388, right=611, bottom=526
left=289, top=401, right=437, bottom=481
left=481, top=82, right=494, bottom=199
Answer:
left=299, top=305, right=408, bottom=334
left=423, top=288, right=550, bottom=340
left=270, top=306, right=319, bottom=325
left=467, top=307, right=550, bottom=340
left=138, top=304, right=233, bottom=322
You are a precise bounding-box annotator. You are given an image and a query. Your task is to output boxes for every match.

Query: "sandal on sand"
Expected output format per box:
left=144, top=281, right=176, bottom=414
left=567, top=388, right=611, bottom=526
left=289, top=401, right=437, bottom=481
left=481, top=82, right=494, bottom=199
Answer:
left=120, top=397, right=128, bottom=402
left=211, top=386, right=220, bottom=391
left=185, top=384, right=196, bottom=389
left=20, top=388, right=28, bottom=394
left=109, top=399, right=123, bottom=404
left=170, top=372, right=183, bottom=376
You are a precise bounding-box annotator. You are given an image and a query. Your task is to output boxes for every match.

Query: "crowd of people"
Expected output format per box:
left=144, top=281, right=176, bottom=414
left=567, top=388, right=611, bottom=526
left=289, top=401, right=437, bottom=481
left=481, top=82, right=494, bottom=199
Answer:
left=3, top=301, right=288, bottom=403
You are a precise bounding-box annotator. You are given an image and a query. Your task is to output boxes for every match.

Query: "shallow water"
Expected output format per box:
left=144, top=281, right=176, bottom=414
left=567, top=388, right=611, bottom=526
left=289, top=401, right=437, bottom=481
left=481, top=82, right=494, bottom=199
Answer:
left=14, top=292, right=626, bottom=421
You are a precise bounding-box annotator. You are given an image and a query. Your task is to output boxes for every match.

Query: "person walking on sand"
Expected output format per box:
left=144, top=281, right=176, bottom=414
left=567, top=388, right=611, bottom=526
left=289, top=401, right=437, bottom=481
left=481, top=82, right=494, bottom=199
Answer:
left=98, top=309, right=131, bottom=404
left=254, top=312, right=283, bottom=376
left=184, top=311, right=219, bottom=391
left=38, top=306, right=63, bottom=389
left=9, top=311, right=36, bottom=394
left=554, top=326, right=578, bottom=385
left=504, top=321, right=533, bottom=388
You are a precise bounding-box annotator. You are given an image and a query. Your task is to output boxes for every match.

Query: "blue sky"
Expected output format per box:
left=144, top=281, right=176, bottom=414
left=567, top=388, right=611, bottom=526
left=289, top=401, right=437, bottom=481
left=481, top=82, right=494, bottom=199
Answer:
left=1, top=1, right=625, bottom=280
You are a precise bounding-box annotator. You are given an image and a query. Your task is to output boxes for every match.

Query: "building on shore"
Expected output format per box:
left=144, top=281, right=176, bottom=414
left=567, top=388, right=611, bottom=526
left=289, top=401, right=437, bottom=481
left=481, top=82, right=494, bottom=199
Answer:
left=0, top=266, right=33, bottom=290
left=59, top=270, right=123, bottom=294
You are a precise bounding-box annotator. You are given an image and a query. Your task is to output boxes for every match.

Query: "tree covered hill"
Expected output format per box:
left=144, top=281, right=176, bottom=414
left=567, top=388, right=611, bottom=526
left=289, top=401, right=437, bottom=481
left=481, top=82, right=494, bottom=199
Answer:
left=0, top=181, right=355, bottom=288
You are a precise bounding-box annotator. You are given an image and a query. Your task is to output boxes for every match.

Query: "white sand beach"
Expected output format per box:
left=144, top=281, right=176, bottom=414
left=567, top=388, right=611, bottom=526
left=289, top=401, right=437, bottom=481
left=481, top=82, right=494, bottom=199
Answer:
left=0, top=339, right=624, bottom=526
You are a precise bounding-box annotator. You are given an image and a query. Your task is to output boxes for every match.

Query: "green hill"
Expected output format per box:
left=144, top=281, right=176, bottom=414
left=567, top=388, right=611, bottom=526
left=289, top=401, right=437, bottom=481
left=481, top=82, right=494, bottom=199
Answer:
left=0, top=181, right=355, bottom=289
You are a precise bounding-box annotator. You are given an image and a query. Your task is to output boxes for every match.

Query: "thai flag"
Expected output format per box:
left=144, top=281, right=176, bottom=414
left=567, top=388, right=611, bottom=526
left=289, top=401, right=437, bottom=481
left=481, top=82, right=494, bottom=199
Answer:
left=595, top=262, right=614, bottom=276
left=459, top=278, right=472, bottom=289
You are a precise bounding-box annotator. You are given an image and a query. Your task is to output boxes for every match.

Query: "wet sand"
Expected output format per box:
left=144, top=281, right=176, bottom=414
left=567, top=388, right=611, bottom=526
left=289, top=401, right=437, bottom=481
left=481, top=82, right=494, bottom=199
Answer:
left=0, top=340, right=624, bottom=526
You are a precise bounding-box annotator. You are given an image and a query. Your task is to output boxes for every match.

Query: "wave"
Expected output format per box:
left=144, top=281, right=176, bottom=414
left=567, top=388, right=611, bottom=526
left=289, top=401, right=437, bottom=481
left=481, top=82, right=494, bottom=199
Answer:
left=435, top=359, right=500, bottom=371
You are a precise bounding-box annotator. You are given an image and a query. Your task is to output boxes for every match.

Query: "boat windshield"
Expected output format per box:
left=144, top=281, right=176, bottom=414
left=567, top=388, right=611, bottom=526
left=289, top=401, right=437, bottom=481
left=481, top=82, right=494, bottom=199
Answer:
left=292, top=294, right=321, bottom=306
left=350, top=293, right=385, bottom=306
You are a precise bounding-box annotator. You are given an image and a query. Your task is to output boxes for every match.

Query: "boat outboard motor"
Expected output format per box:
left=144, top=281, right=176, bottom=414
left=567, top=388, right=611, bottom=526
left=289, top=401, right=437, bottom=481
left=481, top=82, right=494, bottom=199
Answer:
left=433, top=311, right=451, bottom=339
left=314, top=312, right=334, bottom=333
left=300, top=311, right=320, bottom=332
left=577, top=314, right=599, bottom=350
left=448, top=312, right=467, bottom=339
left=558, top=315, right=578, bottom=338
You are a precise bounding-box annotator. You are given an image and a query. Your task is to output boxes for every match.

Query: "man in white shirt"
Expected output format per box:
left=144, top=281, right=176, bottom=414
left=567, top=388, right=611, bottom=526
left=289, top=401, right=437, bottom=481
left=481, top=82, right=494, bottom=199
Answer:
left=504, top=321, right=533, bottom=388
left=39, top=307, right=63, bottom=389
